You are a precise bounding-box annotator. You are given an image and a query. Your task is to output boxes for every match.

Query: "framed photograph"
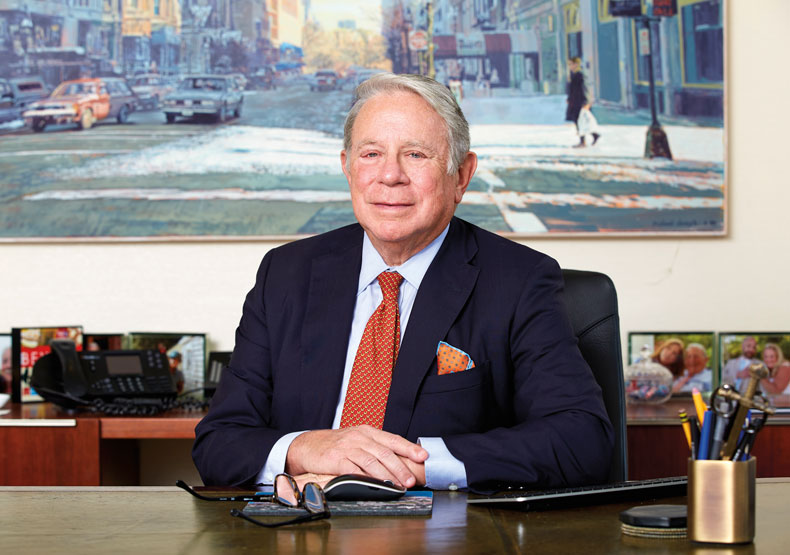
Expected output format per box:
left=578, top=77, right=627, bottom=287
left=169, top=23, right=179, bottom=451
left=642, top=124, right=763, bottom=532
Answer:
left=1, top=333, right=12, bottom=396
left=10, top=326, right=84, bottom=402
left=719, top=333, right=790, bottom=400
left=125, top=333, right=206, bottom=395
left=205, top=351, right=232, bottom=398
left=83, top=333, right=125, bottom=352
left=0, top=0, right=725, bottom=241
left=628, top=332, right=716, bottom=395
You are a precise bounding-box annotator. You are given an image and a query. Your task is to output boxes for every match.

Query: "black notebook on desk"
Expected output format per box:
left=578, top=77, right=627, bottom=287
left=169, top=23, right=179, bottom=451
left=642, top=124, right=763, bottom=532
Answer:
left=467, top=476, right=687, bottom=512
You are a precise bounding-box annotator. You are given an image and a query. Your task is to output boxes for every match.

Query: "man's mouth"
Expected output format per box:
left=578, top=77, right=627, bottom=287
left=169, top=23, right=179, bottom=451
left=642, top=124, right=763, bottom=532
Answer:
left=374, top=202, right=411, bottom=209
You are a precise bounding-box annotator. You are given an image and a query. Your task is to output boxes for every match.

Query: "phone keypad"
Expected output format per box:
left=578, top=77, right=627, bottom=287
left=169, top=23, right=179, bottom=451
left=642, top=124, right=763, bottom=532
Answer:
left=86, top=350, right=175, bottom=397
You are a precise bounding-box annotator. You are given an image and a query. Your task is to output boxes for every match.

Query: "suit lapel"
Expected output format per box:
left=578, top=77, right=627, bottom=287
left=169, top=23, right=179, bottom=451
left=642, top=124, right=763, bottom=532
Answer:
left=299, top=229, right=363, bottom=428
left=383, top=219, right=479, bottom=436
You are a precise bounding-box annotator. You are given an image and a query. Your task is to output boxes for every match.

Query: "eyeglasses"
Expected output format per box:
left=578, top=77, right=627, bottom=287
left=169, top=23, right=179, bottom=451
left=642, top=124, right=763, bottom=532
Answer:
left=177, top=474, right=330, bottom=528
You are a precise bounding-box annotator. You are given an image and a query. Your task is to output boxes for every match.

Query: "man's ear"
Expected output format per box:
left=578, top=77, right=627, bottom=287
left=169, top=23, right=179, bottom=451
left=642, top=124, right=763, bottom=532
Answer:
left=454, top=151, right=478, bottom=204
left=340, top=150, right=350, bottom=182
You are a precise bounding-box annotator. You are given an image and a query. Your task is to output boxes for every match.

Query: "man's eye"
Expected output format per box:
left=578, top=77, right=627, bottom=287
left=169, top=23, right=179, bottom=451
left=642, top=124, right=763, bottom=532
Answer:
left=408, top=152, right=425, bottom=159
left=362, top=152, right=378, bottom=158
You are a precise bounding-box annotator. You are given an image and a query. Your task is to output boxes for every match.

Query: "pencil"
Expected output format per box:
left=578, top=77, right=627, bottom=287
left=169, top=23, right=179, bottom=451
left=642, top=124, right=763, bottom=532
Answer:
left=692, top=387, right=707, bottom=426
left=679, top=410, right=692, bottom=450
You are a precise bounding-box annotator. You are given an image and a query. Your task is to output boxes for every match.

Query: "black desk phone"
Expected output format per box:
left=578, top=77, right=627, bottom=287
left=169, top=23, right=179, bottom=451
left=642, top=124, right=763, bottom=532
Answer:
left=31, top=339, right=177, bottom=408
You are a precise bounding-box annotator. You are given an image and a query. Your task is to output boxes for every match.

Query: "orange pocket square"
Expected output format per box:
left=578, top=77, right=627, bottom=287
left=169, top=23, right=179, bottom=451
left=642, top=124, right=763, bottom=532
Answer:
left=436, top=341, right=475, bottom=375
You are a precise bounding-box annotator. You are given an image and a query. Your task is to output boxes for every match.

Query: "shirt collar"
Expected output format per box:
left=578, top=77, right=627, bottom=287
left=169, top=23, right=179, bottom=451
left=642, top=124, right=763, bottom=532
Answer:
left=358, top=224, right=450, bottom=294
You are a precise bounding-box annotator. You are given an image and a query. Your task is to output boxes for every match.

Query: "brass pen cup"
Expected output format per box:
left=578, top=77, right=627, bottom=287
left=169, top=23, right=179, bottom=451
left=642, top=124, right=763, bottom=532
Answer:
left=687, top=457, right=756, bottom=544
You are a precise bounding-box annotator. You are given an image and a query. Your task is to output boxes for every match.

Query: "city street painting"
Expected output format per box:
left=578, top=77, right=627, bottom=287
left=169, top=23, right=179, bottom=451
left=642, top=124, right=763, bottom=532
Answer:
left=0, top=0, right=725, bottom=241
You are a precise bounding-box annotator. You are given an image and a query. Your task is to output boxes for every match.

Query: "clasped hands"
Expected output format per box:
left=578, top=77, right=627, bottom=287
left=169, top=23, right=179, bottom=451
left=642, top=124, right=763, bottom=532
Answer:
left=284, top=425, right=428, bottom=491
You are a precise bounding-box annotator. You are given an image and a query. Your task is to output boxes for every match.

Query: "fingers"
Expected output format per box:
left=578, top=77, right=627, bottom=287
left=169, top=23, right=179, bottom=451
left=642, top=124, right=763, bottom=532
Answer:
left=399, top=455, right=426, bottom=487
left=363, top=426, right=428, bottom=463
left=292, top=473, right=336, bottom=491
left=285, top=427, right=428, bottom=488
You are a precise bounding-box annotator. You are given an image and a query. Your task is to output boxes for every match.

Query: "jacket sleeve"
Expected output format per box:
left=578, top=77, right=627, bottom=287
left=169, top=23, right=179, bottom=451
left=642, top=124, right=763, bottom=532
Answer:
left=192, top=253, right=286, bottom=486
left=443, top=257, right=614, bottom=490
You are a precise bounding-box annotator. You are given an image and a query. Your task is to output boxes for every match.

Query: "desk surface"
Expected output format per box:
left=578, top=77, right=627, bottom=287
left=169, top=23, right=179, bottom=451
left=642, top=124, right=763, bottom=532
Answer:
left=1, top=481, right=788, bottom=554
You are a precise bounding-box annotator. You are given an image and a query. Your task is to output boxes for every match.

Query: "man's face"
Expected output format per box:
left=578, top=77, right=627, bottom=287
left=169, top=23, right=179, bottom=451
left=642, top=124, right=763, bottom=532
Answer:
left=742, top=338, right=757, bottom=359
left=685, top=347, right=708, bottom=374
left=1, top=347, right=10, bottom=371
left=341, top=90, right=475, bottom=262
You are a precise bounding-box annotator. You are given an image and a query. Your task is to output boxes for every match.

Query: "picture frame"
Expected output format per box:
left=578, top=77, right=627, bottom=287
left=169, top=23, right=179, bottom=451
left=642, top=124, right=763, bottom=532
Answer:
left=10, top=326, right=84, bottom=402
left=205, top=351, right=232, bottom=398
left=1, top=333, right=12, bottom=396
left=719, top=333, right=790, bottom=402
left=83, top=333, right=125, bottom=352
left=628, top=331, right=717, bottom=395
left=125, top=332, right=207, bottom=396
left=0, top=0, right=726, bottom=241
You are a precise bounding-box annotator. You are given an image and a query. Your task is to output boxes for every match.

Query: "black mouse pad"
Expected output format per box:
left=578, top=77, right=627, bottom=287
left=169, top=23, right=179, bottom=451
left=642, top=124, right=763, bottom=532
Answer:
left=243, top=491, right=433, bottom=517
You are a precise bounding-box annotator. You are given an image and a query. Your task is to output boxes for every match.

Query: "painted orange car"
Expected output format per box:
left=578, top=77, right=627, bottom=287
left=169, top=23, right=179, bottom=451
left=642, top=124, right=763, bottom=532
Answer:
left=23, top=77, right=137, bottom=132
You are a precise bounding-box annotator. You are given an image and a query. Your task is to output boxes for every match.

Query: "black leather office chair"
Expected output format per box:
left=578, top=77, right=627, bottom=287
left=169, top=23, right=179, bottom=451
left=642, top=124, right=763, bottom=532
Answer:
left=560, top=269, right=628, bottom=482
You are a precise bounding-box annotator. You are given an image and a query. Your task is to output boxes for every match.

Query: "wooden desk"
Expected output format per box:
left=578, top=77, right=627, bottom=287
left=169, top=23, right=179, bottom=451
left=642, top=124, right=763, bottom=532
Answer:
left=4, top=400, right=790, bottom=485
left=0, top=403, right=202, bottom=486
left=626, top=399, right=790, bottom=480
left=1, top=481, right=789, bottom=553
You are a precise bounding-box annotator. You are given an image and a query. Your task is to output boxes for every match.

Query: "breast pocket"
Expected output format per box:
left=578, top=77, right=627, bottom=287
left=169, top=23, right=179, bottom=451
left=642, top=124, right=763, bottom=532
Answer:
left=409, top=362, right=490, bottom=437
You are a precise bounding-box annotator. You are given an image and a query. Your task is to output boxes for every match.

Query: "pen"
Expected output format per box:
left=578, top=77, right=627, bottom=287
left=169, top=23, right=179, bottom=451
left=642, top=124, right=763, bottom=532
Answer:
left=735, top=415, right=767, bottom=461
left=709, top=411, right=729, bottom=460
left=692, top=387, right=707, bottom=426
left=679, top=410, right=692, bottom=451
left=689, top=414, right=700, bottom=459
left=697, top=410, right=715, bottom=460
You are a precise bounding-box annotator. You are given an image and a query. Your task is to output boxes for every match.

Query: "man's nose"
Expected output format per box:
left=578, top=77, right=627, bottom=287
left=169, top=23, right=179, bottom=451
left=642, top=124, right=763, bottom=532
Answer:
left=378, top=154, right=408, bottom=186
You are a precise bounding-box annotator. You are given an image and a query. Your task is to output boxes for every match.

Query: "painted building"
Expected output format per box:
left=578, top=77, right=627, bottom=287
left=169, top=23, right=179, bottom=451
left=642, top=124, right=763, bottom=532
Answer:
left=428, top=0, right=723, bottom=120
left=583, top=0, right=723, bottom=120
left=122, top=0, right=181, bottom=75
left=0, top=0, right=103, bottom=81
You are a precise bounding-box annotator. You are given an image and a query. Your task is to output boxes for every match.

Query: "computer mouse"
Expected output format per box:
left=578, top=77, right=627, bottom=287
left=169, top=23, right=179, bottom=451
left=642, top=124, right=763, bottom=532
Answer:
left=323, top=474, right=407, bottom=501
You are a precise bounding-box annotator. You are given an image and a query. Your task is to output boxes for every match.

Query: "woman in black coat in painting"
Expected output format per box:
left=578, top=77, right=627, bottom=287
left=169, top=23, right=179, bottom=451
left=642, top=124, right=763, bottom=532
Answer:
left=565, top=57, right=601, bottom=147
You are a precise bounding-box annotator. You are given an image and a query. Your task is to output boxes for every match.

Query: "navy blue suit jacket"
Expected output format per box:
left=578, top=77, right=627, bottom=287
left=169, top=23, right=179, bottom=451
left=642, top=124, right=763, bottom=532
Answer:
left=193, top=217, right=613, bottom=488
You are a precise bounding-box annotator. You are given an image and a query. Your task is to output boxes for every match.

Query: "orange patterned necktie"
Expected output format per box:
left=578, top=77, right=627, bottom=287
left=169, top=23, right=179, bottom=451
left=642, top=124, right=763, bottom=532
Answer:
left=339, top=271, right=404, bottom=429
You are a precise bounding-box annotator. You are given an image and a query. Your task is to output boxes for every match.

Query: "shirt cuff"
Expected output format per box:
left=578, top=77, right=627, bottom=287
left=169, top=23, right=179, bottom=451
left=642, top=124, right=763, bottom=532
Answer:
left=417, top=437, right=467, bottom=490
left=255, top=430, right=306, bottom=485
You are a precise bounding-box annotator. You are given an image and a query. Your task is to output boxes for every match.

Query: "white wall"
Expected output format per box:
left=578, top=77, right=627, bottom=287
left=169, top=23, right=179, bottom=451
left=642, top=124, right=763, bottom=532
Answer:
left=1, top=1, right=788, bottom=361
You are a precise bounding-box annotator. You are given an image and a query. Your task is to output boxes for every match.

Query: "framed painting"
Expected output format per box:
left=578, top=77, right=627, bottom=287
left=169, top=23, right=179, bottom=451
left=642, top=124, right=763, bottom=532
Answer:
left=0, top=0, right=725, bottom=241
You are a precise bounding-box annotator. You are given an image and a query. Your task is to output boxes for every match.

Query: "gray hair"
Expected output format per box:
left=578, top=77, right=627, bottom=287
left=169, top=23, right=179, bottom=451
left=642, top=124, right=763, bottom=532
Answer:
left=685, top=343, right=708, bottom=357
left=343, top=72, right=470, bottom=174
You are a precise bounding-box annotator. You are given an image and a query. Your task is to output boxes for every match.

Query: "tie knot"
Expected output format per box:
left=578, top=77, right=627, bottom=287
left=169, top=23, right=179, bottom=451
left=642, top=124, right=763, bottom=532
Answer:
left=377, top=271, right=403, bottom=301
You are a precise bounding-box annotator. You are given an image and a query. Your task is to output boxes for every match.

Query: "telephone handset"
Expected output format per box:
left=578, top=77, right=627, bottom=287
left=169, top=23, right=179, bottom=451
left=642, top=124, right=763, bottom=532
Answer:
left=32, top=339, right=177, bottom=409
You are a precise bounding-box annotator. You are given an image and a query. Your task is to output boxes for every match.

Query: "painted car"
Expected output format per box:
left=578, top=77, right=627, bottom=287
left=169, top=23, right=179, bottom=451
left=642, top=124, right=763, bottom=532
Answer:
left=162, top=75, right=243, bottom=123
left=22, top=77, right=137, bottom=132
left=0, top=79, right=17, bottom=124
left=0, top=76, right=50, bottom=124
left=129, top=73, right=175, bottom=110
left=310, top=70, right=338, bottom=91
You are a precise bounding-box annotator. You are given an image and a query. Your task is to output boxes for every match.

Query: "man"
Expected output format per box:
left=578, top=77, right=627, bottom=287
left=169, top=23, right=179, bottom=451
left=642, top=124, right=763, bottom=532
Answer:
left=721, top=336, right=759, bottom=389
left=672, top=343, right=712, bottom=393
left=1, top=346, right=11, bottom=394
left=193, top=73, right=613, bottom=491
